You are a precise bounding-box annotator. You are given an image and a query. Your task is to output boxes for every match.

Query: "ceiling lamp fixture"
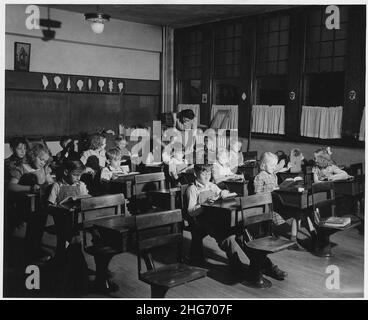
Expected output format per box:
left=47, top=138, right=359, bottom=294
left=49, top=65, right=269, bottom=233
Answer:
left=84, top=6, right=110, bottom=34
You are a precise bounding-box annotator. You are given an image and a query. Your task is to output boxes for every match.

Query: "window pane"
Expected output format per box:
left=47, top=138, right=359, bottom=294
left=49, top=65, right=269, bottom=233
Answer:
left=270, top=17, right=279, bottom=31
left=269, top=32, right=279, bottom=46
left=278, top=61, right=288, bottom=74
left=321, top=28, right=334, bottom=41
left=268, top=61, right=277, bottom=74
left=334, top=40, right=347, bottom=56
left=268, top=47, right=278, bottom=61
left=280, top=16, right=289, bottom=30
left=256, top=76, right=287, bottom=105
left=309, top=9, right=322, bottom=26
left=279, top=31, right=289, bottom=45
left=340, top=6, right=349, bottom=22
left=335, top=23, right=348, bottom=39
left=333, top=57, right=345, bottom=71
left=309, top=26, right=321, bottom=42
left=320, top=42, right=333, bottom=57
left=320, top=58, right=332, bottom=72
left=306, top=59, right=319, bottom=73
left=304, top=72, right=345, bottom=105
left=278, top=46, right=288, bottom=60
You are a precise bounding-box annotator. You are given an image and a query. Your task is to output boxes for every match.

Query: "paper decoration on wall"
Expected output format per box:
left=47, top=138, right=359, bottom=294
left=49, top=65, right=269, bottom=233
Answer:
left=118, top=82, right=124, bottom=93
left=108, top=79, right=113, bottom=92
left=42, top=75, right=49, bottom=90
left=98, top=79, right=104, bottom=92
left=88, top=78, right=92, bottom=90
left=67, top=77, right=71, bottom=91
left=54, top=76, right=61, bottom=89
left=77, top=79, right=83, bottom=91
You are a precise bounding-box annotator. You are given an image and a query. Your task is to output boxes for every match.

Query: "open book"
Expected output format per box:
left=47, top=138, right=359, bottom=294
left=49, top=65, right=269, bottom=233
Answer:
left=221, top=192, right=238, bottom=200
left=279, top=176, right=303, bottom=189
left=226, top=176, right=244, bottom=182
left=322, top=216, right=351, bottom=228
left=59, top=194, right=91, bottom=209
left=242, top=159, right=257, bottom=166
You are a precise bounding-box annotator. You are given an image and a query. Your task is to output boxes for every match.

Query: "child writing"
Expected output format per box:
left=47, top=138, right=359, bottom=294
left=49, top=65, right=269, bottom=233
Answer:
left=48, top=160, right=89, bottom=205
left=212, top=149, right=243, bottom=185
left=8, top=143, right=54, bottom=262
left=312, top=147, right=350, bottom=183
left=186, top=164, right=287, bottom=286
left=48, top=160, right=89, bottom=249
left=100, top=148, right=130, bottom=183
left=254, top=152, right=316, bottom=243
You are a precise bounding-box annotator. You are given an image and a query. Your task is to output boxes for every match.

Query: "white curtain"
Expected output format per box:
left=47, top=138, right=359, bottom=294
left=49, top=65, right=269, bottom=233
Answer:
left=300, top=106, right=342, bottom=139
left=251, top=105, right=285, bottom=134
left=359, top=107, right=365, bottom=141
left=210, top=105, right=238, bottom=129
left=177, top=104, right=200, bottom=125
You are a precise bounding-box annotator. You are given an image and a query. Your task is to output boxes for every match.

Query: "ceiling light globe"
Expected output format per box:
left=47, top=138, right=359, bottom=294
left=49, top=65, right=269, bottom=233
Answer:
left=91, top=21, right=104, bottom=34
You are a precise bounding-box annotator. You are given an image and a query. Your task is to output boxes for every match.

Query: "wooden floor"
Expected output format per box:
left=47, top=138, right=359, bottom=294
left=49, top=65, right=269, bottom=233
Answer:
left=4, top=219, right=364, bottom=299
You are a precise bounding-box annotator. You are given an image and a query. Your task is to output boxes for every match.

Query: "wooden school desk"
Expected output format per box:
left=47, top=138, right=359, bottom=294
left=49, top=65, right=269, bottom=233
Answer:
left=334, top=178, right=365, bottom=217
left=110, top=172, right=140, bottom=199
left=224, top=179, right=249, bottom=196
left=238, top=163, right=259, bottom=180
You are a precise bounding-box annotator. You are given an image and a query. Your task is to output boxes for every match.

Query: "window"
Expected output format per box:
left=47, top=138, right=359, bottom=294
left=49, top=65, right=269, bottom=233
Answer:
left=254, top=15, right=289, bottom=134
left=305, top=6, right=349, bottom=74
left=214, top=23, right=242, bottom=78
left=256, top=15, right=290, bottom=76
left=180, top=30, right=203, bottom=104
left=303, top=7, right=349, bottom=106
left=182, top=30, right=203, bottom=80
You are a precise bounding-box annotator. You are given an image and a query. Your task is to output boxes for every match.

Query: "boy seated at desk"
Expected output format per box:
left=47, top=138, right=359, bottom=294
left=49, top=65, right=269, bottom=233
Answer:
left=212, top=149, right=243, bottom=186
left=100, top=148, right=130, bottom=183
left=48, top=160, right=89, bottom=248
left=186, top=164, right=287, bottom=285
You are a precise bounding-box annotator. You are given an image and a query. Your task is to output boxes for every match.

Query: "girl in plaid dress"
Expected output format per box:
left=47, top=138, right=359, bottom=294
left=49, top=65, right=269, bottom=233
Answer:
left=254, top=152, right=317, bottom=242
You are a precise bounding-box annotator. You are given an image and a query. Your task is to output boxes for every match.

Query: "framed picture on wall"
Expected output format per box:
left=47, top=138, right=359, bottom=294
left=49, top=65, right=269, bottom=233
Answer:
left=14, top=42, right=31, bottom=71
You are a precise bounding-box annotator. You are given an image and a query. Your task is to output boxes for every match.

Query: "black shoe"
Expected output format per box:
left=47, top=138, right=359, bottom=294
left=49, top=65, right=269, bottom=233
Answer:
left=264, top=264, right=287, bottom=280
left=244, top=269, right=272, bottom=288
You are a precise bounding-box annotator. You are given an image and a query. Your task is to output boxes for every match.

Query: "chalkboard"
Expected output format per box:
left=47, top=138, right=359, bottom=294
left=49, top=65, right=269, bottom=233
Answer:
left=122, top=95, right=160, bottom=127
left=5, top=75, right=160, bottom=139
left=69, top=93, right=122, bottom=134
left=5, top=90, right=69, bottom=137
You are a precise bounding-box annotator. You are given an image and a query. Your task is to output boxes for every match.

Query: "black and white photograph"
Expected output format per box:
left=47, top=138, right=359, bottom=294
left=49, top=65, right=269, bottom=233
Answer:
left=1, top=1, right=366, bottom=302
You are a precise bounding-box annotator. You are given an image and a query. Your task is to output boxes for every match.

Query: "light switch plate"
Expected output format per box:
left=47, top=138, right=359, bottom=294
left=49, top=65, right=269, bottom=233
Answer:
left=202, top=93, right=208, bottom=103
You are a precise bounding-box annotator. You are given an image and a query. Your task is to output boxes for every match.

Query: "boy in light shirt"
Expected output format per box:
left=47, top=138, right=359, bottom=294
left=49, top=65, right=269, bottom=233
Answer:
left=100, top=148, right=130, bottom=183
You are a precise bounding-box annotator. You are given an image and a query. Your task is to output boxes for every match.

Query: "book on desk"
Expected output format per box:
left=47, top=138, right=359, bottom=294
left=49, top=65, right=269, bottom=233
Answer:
left=59, top=194, right=92, bottom=210
left=279, top=176, right=304, bottom=189
left=321, top=216, right=351, bottom=228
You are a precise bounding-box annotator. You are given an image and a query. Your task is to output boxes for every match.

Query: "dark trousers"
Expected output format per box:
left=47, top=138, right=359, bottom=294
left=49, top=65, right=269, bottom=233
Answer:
left=188, top=214, right=273, bottom=272
left=25, top=207, right=49, bottom=259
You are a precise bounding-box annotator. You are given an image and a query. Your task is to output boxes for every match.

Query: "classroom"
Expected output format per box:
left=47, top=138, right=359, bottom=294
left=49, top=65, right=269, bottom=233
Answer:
left=2, top=3, right=365, bottom=299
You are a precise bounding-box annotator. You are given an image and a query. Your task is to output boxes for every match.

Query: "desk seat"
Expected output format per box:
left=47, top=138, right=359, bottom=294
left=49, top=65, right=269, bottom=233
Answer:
left=246, top=236, right=295, bottom=253
left=140, top=263, right=207, bottom=289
